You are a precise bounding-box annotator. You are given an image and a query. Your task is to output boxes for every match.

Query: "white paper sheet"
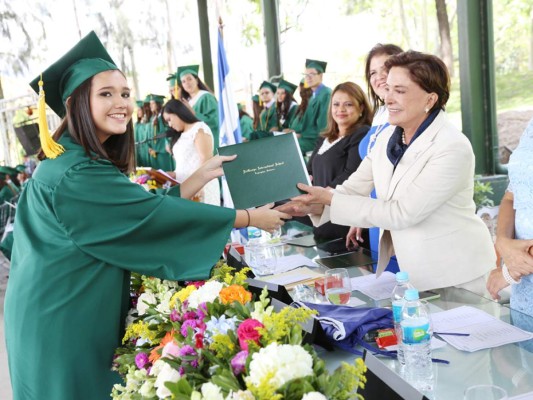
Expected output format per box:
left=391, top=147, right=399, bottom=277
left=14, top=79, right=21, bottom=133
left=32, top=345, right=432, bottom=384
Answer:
left=430, top=306, right=533, bottom=352
left=350, top=271, right=397, bottom=300
left=258, top=267, right=323, bottom=287
left=508, top=391, right=533, bottom=400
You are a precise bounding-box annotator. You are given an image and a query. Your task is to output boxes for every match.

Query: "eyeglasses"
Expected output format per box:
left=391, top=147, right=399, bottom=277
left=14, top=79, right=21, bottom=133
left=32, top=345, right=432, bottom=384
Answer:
left=303, top=72, right=318, bottom=78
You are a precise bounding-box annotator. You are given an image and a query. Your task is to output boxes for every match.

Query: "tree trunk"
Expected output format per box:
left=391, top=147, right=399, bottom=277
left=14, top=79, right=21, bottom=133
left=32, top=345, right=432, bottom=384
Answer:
left=165, top=0, right=173, bottom=73
left=127, top=44, right=140, bottom=100
left=529, top=9, right=533, bottom=70
left=398, top=0, right=412, bottom=49
left=435, top=0, right=454, bottom=77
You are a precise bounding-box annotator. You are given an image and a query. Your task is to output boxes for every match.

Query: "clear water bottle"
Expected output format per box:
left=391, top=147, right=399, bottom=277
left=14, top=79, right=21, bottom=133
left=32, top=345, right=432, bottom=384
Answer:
left=401, top=289, right=434, bottom=393
left=390, top=271, right=414, bottom=366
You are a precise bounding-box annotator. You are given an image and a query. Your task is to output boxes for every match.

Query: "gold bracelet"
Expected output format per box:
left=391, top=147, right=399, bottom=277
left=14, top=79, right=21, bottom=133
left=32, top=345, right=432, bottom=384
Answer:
left=244, top=209, right=250, bottom=227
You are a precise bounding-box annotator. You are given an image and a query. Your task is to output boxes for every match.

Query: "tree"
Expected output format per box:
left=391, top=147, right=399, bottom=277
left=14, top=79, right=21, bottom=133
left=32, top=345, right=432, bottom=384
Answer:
left=435, top=0, right=454, bottom=77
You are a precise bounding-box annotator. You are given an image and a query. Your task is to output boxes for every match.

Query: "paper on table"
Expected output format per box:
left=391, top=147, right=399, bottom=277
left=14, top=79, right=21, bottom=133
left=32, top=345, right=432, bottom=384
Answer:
left=258, top=267, right=323, bottom=288
left=508, top=392, right=533, bottom=400
left=430, top=306, right=533, bottom=352
left=350, top=271, right=397, bottom=300
left=259, top=254, right=317, bottom=275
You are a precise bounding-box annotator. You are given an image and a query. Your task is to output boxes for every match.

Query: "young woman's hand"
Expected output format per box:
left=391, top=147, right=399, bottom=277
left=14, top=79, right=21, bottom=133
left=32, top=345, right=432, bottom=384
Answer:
left=346, top=227, right=363, bottom=249
left=237, top=203, right=291, bottom=233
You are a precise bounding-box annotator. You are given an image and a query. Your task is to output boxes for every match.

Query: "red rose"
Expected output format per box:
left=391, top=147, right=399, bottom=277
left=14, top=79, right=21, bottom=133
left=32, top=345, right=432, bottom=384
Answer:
left=237, top=319, right=264, bottom=351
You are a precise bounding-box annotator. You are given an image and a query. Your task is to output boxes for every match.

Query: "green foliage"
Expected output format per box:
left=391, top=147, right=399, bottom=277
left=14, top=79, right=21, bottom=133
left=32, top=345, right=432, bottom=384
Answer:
left=474, top=177, right=495, bottom=210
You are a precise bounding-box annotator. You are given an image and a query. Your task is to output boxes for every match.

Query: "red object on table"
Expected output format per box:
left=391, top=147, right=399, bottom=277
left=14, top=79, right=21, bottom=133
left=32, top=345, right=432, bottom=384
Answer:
left=315, top=278, right=325, bottom=295
left=224, top=243, right=245, bottom=256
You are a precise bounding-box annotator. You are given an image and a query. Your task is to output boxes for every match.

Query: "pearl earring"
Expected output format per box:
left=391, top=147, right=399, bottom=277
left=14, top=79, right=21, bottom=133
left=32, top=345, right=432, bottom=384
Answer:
left=425, top=108, right=429, bottom=113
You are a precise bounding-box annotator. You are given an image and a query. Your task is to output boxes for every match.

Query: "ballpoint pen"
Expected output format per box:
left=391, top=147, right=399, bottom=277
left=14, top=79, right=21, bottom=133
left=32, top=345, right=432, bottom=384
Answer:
left=434, top=332, right=470, bottom=337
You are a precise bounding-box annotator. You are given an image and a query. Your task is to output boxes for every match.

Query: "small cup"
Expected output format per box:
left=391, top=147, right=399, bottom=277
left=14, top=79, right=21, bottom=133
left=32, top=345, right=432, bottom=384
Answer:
left=324, top=268, right=351, bottom=305
left=463, top=385, right=508, bottom=400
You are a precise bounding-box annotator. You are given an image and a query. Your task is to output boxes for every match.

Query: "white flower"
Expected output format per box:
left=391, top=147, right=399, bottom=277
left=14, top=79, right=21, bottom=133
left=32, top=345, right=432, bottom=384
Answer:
left=302, top=392, right=328, bottom=400
left=245, top=343, right=313, bottom=390
left=151, top=360, right=181, bottom=399
left=199, top=382, right=225, bottom=400
left=156, top=291, right=174, bottom=315
left=139, top=379, right=156, bottom=398
left=137, top=292, right=157, bottom=316
left=187, top=281, right=224, bottom=309
left=225, top=390, right=255, bottom=400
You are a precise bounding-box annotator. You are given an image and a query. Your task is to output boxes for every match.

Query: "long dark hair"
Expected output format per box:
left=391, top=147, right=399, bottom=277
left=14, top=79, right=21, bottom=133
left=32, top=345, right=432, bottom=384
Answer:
left=178, top=74, right=213, bottom=101
left=295, top=83, right=312, bottom=119
left=364, top=43, right=403, bottom=111
left=252, top=99, right=262, bottom=130
left=321, top=82, right=373, bottom=142
left=276, top=90, right=296, bottom=128
left=162, top=99, right=201, bottom=147
left=38, top=75, right=135, bottom=173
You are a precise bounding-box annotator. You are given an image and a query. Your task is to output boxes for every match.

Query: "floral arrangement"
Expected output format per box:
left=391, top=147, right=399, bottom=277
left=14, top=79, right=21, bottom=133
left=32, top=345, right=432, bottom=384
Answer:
left=112, top=262, right=367, bottom=400
left=130, top=169, right=161, bottom=191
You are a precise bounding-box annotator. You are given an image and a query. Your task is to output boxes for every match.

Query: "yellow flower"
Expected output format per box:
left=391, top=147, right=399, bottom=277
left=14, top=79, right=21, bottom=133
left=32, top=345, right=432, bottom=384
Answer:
left=122, top=321, right=159, bottom=344
left=170, top=285, right=197, bottom=308
left=219, top=284, right=252, bottom=305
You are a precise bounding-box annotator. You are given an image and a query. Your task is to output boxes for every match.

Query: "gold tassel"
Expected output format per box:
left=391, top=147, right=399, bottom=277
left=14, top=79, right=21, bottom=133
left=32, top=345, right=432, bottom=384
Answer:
left=174, top=80, right=179, bottom=99
left=38, top=75, right=64, bottom=159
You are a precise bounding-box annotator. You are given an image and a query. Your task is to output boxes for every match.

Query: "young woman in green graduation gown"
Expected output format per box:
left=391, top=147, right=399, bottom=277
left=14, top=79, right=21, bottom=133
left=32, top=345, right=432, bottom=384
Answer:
left=3, top=31, right=289, bottom=400
left=146, top=94, right=175, bottom=171
left=177, top=65, right=220, bottom=152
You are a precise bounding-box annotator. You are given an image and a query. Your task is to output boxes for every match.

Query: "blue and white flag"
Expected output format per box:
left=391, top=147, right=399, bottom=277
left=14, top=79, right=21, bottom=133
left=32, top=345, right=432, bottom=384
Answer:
left=217, top=29, right=242, bottom=147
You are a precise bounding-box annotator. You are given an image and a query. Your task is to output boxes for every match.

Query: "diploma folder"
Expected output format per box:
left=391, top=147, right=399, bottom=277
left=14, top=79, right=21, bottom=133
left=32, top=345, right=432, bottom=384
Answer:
left=218, top=133, right=311, bottom=209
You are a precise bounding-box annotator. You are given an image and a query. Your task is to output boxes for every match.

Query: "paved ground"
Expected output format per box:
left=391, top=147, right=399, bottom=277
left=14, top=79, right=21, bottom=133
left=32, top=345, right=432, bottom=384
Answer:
left=0, top=254, right=12, bottom=399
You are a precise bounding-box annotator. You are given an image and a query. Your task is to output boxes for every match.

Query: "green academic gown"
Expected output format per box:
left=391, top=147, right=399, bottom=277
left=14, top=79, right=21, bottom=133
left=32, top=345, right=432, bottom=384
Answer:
left=146, top=114, right=175, bottom=171
left=4, top=132, right=235, bottom=400
left=239, top=114, right=254, bottom=141
left=250, top=104, right=278, bottom=140
left=134, top=121, right=149, bottom=167
left=191, top=91, right=219, bottom=152
left=278, top=102, right=298, bottom=131
left=0, top=184, right=16, bottom=204
left=297, top=85, right=332, bottom=155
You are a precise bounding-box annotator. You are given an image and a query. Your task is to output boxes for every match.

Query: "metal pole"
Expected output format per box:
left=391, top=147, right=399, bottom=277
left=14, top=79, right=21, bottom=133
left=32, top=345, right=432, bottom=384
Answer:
left=197, top=0, right=214, bottom=89
left=261, top=0, right=281, bottom=80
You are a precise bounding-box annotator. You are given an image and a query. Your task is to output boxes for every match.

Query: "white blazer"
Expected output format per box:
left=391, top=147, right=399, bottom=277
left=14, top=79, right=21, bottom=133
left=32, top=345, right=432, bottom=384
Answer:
left=313, top=111, right=495, bottom=291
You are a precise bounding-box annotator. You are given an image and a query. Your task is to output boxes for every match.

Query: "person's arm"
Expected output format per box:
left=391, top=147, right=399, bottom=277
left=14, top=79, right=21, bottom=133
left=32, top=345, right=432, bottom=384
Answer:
left=495, top=191, right=533, bottom=276
left=233, top=204, right=291, bottom=233
left=194, top=128, right=213, bottom=165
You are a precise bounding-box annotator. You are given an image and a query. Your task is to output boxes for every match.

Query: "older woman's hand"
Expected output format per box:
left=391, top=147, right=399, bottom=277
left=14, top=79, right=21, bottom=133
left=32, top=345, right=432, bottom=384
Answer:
left=495, top=237, right=533, bottom=276
left=486, top=268, right=509, bottom=301
left=346, top=227, right=363, bottom=249
left=293, top=183, right=334, bottom=206
left=275, top=200, right=323, bottom=217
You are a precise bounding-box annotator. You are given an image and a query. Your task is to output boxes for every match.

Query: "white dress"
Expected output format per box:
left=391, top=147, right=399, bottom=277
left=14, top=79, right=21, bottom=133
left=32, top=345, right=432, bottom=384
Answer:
left=172, top=121, right=220, bottom=206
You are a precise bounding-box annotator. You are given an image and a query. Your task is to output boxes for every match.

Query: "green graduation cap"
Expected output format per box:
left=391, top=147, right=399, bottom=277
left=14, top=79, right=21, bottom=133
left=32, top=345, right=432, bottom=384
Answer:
left=259, top=81, right=276, bottom=93
left=305, top=59, right=327, bottom=73
left=252, top=95, right=259, bottom=103
left=145, top=94, right=166, bottom=104
left=166, top=73, right=177, bottom=86
left=28, top=30, right=118, bottom=159
left=0, top=166, right=17, bottom=176
left=278, top=79, right=297, bottom=95
left=15, top=165, right=27, bottom=173
left=136, top=100, right=144, bottom=108
left=177, top=65, right=199, bottom=80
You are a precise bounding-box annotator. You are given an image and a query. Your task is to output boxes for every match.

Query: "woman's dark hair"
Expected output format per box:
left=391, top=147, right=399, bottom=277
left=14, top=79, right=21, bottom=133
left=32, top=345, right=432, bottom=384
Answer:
left=178, top=74, right=213, bottom=101
left=294, top=83, right=312, bottom=119
left=38, top=74, right=135, bottom=173
left=239, top=108, right=251, bottom=119
left=252, top=98, right=262, bottom=130
left=162, top=99, right=201, bottom=147
left=142, top=103, right=152, bottom=123
left=384, top=50, right=450, bottom=111
left=322, top=82, right=373, bottom=142
left=135, top=105, right=144, bottom=124
left=364, top=43, right=403, bottom=110
left=276, top=89, right=296, bottom=128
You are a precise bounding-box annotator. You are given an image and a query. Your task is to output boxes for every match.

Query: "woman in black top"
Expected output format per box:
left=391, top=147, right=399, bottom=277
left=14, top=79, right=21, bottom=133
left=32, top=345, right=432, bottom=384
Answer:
left=307, top=81, right=373, bottom=241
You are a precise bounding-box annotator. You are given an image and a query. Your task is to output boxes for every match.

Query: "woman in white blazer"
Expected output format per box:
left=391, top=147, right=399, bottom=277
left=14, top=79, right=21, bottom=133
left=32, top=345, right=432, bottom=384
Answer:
left=279, top=51, right=495, bottom=294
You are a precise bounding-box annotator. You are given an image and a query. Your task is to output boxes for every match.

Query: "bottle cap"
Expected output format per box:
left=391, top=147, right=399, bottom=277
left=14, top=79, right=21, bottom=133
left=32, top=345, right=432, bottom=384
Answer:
left=404, top=288, right=419, bottom=301
left=396, top=271, right=409, bottom=282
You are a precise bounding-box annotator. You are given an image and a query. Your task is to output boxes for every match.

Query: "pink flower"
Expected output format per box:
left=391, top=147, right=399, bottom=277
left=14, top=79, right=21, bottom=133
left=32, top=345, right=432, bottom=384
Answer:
left=231, top=350, right=248, bottom=375
left=162, top=340, right=181, bottom=359
left=135, top=352, right=150, bottom=369
left=237, top=319, right=264, bottom=351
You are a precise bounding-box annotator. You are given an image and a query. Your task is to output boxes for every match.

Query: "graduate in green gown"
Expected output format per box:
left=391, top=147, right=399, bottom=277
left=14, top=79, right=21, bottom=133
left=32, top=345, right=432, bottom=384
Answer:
left=238, top=103, right=254, bottom=141
left=4, top=31, right=289, bottom=400
left=133, top=99, right=150, bottom=167
left=177, top=65, right=220, bottom=152
left=275, top=79, right=298, bottom=131
left=251, top=81, right=278, bottom=140
left=294, top=59, right=332, bottom=155
left=286, top=80, right=313, bottom=136
left=0, top=173, right=16, bottom=204
left=146, top=93, right=175, bottom=171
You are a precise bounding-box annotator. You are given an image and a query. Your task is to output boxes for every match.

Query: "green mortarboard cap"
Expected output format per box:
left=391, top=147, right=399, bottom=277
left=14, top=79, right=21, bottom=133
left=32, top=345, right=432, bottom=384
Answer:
left=259, top=81, right=276, bottom=93
left=278, top=79, right=297, bottom=95
left=237, top=103, right=243, bottom=111
left=29, top=31, right=118, bottom=118
left=15, top=165, right=27, bottom=173
left=177, top=65, right=199, bottom=80
left=0, top=166, right=17, bottom=176
left=145, top=94, right=166, bottom=104
left=166, top=73, right=177, bottom=86
left=305, top=59, right=327, bottom=73
left=136, top=100, right=144, bottom=108
left=252, top=95, right=259, bottom=103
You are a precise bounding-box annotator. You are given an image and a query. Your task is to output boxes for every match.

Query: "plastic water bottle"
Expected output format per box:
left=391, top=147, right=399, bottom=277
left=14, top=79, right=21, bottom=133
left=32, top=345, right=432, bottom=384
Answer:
left=401, top=289, right=434, bottom=392
left=390, top=271, right=414, bottom=366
